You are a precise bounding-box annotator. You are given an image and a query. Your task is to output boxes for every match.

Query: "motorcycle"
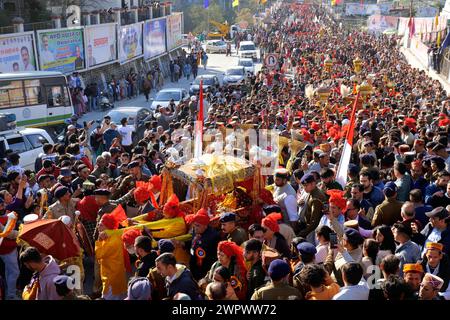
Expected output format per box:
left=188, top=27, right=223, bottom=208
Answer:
left=99, top=91, right=114, bottom=111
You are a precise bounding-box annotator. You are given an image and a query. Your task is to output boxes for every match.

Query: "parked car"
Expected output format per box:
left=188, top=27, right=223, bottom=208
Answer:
left=238, top=41, right=258, bottom=60
left=105, top=107, right=152, bottom=143
left=0, top=127, right=54, bottom=171
left=238, top=58, right=255, bottom=75
left=205, top=40, right=227, bottom=54
left=189, top=74, right=220, bottom=95
left=150, top=88, right=190, bottom=111
left=223, top=67, right=246, bottom=86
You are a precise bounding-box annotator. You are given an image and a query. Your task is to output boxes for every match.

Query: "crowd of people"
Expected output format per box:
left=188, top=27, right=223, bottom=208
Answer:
left=1, top=2, right=450, bottom=301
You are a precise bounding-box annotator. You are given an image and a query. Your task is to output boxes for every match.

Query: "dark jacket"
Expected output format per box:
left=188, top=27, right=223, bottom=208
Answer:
left=416, top=223, right=450, bottom=257
left=189, top=226, right=220, bottom=280
left=273, top=232, right=291, bottom=259
left=247, top=260, right=267, bottom=299
left=298, top=188, right=327, bottom=238
left=167, top=265, right=201, bottom=300
left=357, top=214, right=372, bottom=230
left=136, top=251, right=158, bottom=278
left=420, top=254, right=450, bottom=292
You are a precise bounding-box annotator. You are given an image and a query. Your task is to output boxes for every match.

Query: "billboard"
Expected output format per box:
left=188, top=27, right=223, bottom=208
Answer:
left=144, top=18, right=167, bottom=60
left=37, top=28, right=85, bottom=74
left=367, top=15, right=399, bottom=34
left=0, top=32, right=37, bottom=73
left=345, top=4, right=392, bottom=16
left=118, top=23, right=143, bottom=64
left=167, top=13, right=183, bottom=51
left=85, top=24, right=117, bottom=68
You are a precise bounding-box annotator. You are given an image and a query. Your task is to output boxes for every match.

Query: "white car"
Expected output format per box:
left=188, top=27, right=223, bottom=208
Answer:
left=0, top=127, right=55, bottom=171
left=238, top=58, right=255, bottom=75
left=238, top=41, right=258, bottom=60
left=223, top=67, right=246, bottom=86
left=205, top=40, right=227, bottom=54
left=150, top=88, right=190, bottom=111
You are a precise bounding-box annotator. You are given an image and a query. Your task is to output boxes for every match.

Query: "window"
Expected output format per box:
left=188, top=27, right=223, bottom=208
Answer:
left=0, top=80, right=25, bottom=108
left=25, top=134, right=48, bottom=149
left=46, top=86, right=65, bottom=107
left=6, top=136, right=29, bottom=153
left=24, top=80, right=44, bottom=105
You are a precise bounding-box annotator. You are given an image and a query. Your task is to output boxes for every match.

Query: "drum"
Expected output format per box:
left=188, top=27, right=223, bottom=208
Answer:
left=76, top=222, right=94, bottom=257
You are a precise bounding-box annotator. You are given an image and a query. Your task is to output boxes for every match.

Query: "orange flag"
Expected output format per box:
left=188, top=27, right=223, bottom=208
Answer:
left=110, top=204, right=128, bottom=227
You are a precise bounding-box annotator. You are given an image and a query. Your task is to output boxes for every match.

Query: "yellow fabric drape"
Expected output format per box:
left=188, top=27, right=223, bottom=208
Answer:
left=95, top=233, right=127, bottom=296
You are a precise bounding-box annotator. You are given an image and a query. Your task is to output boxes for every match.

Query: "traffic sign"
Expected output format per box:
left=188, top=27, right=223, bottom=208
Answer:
left=264, top=53, right=278, bottom=68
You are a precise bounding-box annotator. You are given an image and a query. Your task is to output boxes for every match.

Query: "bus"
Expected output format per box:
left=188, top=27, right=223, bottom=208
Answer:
left=0, top=71, right=74, bottom=133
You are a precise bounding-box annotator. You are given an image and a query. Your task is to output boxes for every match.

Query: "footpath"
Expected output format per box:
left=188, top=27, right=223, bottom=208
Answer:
left=401, top=47, right=450, bottom=94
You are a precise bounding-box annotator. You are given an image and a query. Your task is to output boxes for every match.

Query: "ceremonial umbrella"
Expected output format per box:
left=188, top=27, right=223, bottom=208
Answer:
left=18, top=219, right=81, bottom=261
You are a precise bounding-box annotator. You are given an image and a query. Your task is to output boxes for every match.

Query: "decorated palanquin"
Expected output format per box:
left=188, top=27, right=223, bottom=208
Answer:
left=159, top=154, right=260, bottom=229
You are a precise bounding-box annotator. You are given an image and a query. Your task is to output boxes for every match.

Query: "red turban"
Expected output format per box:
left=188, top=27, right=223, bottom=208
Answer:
left=217, top=241, right=247, bottom=281
left=327, top=189, right=346, bottom=211
left=185, top=208, right=210, bottom=226
left=121, top=228, right=142, bottom=247
left=404, top=117, right=416, bottom=130
left=163, top=194, right=184, bottom=218
left=150, top=175, right=162, bottom=192
left=262, top=213, right=283, bottom=233
left=134, top=187, right=151, bottom=204
left=101, top=213, right=119, bottom=230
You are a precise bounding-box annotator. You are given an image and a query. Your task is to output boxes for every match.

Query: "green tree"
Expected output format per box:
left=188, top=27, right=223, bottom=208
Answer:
left=185, top=3, right=225, bottom=34
left=25, top=0, right=51, bottom=23
left=236, top=8, right=254, bottom=28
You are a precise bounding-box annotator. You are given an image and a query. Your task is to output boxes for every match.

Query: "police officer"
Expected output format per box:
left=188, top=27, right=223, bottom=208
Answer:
left=251, top=259, right=302, bottom=300
left=220, top=212, right=248, bottom=246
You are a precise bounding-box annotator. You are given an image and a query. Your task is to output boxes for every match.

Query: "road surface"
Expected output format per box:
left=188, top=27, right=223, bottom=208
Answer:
left=79, top=47, right=263, bottom=125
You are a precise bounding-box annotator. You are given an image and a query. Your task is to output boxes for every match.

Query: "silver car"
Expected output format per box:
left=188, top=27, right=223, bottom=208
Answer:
left=223, top=67, right=246, bottom=86
left=150, top=88, right=189, bottom=111
left=238, top=58, right=255, bottom=75
left=205, top=40, right=227, bottom=54
left=105, top=107, right=152, bottom=143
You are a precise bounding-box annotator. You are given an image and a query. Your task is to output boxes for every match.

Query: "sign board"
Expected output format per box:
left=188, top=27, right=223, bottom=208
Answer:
left=166, top=13, right=183, bottom=51
left=264, top=53, right=278, bottom=68
left=0, top=32, right=37, bottom=72
left=85, top=23, right=116, bottom=68
left=118, top=23, right=143, bottom=64
left=37, top=28, right=85, bottom=74
left=144, top=17, right=167, bottom=60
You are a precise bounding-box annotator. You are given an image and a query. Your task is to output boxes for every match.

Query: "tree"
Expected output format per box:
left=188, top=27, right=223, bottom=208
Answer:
left=236, top=7, right=254, bottom=28
left=185, top=3, right=225, bottom=34
left=25, top=0, right=51, bottom=23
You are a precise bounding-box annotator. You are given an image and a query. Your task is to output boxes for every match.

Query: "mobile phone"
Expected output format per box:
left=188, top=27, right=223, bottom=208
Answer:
left=330, top=232, right=338, bottom=249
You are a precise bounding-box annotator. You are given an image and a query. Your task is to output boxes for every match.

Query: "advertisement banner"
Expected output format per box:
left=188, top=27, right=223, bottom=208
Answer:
left=0, top=32, right=37, bottom=72
left=345, top=3, right=392, bottom=16
left=85, top=24, right=117, bottom=68
left=118, top=23, right=143, bottom=64
left=144, top=18, right=167, bottom=60
left=367, top=15, right=399, bottom=34
left=167, top=13, right=183, bottom=51
left=37, top=28, right=85, bottom=74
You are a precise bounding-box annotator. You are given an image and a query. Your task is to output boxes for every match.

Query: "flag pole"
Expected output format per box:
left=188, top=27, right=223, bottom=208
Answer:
left=335, top=92, right=360, bottom=188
